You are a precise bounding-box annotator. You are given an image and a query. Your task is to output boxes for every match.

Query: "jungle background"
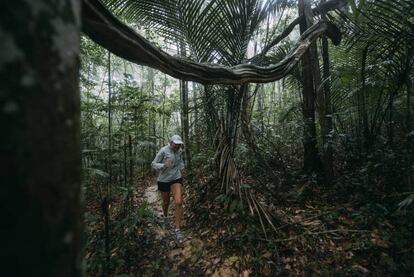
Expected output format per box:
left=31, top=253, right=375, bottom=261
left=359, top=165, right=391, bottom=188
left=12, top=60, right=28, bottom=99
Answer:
left=80, top=0, right=414, bottom=275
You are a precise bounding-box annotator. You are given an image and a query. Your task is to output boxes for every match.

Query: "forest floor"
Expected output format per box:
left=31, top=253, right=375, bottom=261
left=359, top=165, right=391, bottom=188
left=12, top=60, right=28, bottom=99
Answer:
left=85, top=173, right=414, bottom=276
left=132, top=177, right=244, bottom=276
left=135, top=175, right=413, bottom=276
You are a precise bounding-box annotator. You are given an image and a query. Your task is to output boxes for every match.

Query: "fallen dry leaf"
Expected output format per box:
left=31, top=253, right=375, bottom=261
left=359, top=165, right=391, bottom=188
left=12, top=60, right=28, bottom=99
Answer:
left=352, top=264, right=370, bottom=273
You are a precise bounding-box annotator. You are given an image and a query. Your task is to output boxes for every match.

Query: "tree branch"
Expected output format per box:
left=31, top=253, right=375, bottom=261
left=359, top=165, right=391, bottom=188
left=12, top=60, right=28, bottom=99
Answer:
left=249, top=0, right=347, bottom=64
left=82, top=0, right=341, bottom=85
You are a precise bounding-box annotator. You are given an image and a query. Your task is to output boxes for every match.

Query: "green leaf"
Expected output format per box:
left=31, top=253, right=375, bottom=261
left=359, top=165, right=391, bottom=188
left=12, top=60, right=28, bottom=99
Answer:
left=85, top=168, right=110, bottom=178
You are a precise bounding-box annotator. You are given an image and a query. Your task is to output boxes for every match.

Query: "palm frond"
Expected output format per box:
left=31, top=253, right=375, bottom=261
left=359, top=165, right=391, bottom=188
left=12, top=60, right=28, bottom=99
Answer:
left=336, top=0, right=414, bottom=62
left=104, top=0, right=292, bottom=65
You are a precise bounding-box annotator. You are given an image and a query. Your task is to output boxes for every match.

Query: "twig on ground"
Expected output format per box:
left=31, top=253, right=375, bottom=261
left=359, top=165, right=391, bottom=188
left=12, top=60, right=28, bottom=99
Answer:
left=267, top=229, right=370, bottom=243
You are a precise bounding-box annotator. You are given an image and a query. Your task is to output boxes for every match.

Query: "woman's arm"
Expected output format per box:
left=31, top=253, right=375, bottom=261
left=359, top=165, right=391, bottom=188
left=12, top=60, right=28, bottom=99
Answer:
left=151, top=149, right=165, bottom=170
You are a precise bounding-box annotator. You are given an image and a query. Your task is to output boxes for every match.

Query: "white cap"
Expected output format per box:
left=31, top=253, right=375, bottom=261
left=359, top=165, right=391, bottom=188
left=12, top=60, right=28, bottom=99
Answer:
left=171, top=134, right=184, bottom=144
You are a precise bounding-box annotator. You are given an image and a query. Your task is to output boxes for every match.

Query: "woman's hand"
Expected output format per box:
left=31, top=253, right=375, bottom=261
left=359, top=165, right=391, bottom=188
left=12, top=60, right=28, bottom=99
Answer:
left=164, top=159, right=173, bottom=168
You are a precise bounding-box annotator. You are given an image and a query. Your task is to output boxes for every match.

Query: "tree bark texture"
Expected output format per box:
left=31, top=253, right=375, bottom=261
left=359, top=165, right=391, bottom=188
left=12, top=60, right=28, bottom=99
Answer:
left=305, top=4, right=329, bottom=153
left=299, top=0, right=322, bottom=173
left=0, top=0, right=82, bottom=276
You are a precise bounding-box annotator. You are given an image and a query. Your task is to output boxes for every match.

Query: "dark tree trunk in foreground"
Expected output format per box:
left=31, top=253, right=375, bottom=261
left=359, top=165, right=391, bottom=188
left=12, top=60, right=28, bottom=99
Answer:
left=0, top=1, right=82, bottom=276
left=299, top=0, right=322, bottom=173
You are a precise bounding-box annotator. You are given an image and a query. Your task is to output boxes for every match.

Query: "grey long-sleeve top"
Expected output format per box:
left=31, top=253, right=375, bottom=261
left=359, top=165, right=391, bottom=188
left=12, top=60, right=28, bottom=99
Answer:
left=151, top=145, right=184, bottom=182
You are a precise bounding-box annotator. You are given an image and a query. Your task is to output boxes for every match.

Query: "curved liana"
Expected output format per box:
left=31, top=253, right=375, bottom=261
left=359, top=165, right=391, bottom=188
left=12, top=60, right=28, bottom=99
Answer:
left=82, top=0, right=342, bottom=85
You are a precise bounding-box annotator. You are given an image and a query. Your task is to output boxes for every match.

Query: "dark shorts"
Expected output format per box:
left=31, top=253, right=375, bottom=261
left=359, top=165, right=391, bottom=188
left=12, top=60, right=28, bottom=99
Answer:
left=157, top=178, right=183, bottom=192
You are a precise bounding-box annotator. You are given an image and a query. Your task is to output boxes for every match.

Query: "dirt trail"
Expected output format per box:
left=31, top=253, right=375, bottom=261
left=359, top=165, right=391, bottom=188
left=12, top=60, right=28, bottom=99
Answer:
left=141, top=179, right=207, bottom=275
left=138, top=178, right=247, bottom=276
left=143, top=183, right=168, bottom=241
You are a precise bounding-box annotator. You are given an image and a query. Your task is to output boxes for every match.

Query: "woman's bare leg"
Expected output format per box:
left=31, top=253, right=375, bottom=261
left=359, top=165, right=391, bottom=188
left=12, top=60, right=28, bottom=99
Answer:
left=171, top=183, right=183, bottom=229
left=160, top=191, right=170, bottom=217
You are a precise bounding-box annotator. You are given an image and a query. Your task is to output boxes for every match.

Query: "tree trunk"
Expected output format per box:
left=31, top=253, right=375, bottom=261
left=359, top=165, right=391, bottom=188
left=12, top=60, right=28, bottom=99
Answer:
left=320, top=0, right=334, bottom=181
left=180, top=79, right=192, bottom=169
left=360, top=45, right=370, bottom=151
left=388, top=89, right=395, bottom=146
left=203, top=86, right=219, bottom=141
left=128, top=135, right=134, bottom=209
left=104, top=50, right=112, bottom=276
left=305, top=11, right=326, bottom=140
left=193, top=82, right=201, bottom=153
left=406, top=60, right=413, bottom=188
left=257, top=85, right=265, bottom=133
left=298, top=0, right=322, bottom=173
left=162, top=74, right=167, bottom=143
left=306, top=0, right=334, bottom=180
left=241, top=85, right=286, bottom=182
left=407, top=68, right=412, bottom=132
left=148, top=66, right=156, bottom=156
left=179, top=42, right=192, bottom=171
left=0, top=1, right=82, bottom=276
left=123, top=137, right=128, bottom=186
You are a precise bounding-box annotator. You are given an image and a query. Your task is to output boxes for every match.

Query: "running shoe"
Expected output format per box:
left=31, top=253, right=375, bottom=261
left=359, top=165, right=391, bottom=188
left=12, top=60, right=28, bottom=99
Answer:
left=174, top=229, right=183, bottom=243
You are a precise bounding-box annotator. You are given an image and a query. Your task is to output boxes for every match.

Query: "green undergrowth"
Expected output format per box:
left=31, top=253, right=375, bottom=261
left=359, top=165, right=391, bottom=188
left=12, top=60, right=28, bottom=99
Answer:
left=84, top=192, right=156, bottom=276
